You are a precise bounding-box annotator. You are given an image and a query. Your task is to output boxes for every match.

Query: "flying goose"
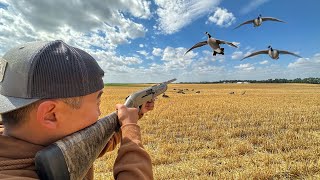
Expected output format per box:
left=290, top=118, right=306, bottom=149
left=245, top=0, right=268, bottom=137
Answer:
left=185, top=32, right=238, bottom=56
left=234, top=14, right=285, bottom=29
left=241, top=46, right=302, bottom=60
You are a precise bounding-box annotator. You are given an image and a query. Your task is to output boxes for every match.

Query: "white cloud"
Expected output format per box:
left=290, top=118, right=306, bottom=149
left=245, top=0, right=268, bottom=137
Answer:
left=288, top=58, right=309, bottom=68
left=0, top=0, right=154, bottom=83
left=160, top=46, right=194, bottom=70
left=288, top=54, right=320, bottom=69
left=97, top=51, right=320, bottom=83
left=191, top=65, right=225, bottom=75
left=234, top=63, right=255, bottom=71
left=154, top=0, right=221, bottom=34
left=152, top=47, right=163, bottom=56
left=0, top=0, right=150, bottom=54
left=260, top=60, right=268, bottom=65
left=162, top=47, right=185, bottom=62
left=7, top=0, right=151, bottom=31
left=284, top=54, right=320, bottom=78
left=137, top=50, right=148, bottom=56
left=161, top=46, right=197, bottom=65
left=200, top=50, right=225, bottom=63
left=240, top=0, right=270, bottom=14
left=228, top=53, right=320, bottom=81
left=231, top=51, right=243, bottom=60
left=1, top=0, right=318, bottom=83
left=93, top=50, right=142, bottom=67
left=124, top=56, right=143, bottom=64
left=206, top=7, right=235, bottom=27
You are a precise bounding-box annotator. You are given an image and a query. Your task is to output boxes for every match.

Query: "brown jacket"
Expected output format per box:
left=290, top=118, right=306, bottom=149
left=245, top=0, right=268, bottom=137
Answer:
left=0, top=123, right=153, bottom=180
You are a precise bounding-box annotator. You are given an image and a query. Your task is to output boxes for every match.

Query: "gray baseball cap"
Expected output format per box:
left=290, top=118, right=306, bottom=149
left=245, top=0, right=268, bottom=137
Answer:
left=0, top=40, right=104, bottom=114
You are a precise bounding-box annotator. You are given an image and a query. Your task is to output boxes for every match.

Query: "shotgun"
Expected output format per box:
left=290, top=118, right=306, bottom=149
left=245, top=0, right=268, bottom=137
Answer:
left=35, top=78, right=176, bottom=180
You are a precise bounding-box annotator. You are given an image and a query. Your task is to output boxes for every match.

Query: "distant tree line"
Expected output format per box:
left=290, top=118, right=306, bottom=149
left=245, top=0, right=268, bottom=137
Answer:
left=180, top=77, right=320, bottom=84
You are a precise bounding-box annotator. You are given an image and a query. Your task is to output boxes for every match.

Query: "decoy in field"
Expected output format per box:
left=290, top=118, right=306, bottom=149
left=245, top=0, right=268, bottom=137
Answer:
left=185, top=32, right=238, bottom=56
left=162, top=93, right=169, bottom=98
left=234, top=14, right=285, bottom=29
left=177, top=89, right=184, bottom=94
left=241, top=46, right=302, bottom=60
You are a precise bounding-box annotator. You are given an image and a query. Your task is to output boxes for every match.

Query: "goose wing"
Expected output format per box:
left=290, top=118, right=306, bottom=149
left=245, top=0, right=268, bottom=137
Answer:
left=241, top=50, right=269, bottom=61
left=261, top=17, right=285, bottom=23
left=185, top=41, right=208, bottom=55
left=216, top=39, right=238, bottom=48
left=234, top=19, right=254, bottom=29
left=278, top=50, right=302, bottom=58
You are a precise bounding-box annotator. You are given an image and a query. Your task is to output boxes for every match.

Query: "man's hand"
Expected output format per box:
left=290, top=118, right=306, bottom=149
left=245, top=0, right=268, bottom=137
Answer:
left=116, top=104, right=139, bottom=125
left=116, top=99, right=155, bottom=125
left=139, top=99, right=155, bottom=114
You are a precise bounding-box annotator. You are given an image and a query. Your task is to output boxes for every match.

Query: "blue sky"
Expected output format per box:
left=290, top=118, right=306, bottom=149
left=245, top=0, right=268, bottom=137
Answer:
left=0, top=0, right=319, bottom=83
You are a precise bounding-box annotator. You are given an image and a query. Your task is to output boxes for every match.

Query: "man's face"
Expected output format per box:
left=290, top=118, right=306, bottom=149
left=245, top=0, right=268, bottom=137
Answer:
left=57, top=89, right=103, bottom=137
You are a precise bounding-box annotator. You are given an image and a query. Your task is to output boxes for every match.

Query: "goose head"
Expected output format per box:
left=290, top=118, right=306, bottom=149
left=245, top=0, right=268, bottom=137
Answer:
left=205, top=32, right=212, bottom=38
left=267, top=45, right=273, bottom=51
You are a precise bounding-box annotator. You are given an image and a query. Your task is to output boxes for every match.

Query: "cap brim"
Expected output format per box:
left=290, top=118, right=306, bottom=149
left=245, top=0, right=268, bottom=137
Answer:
left=0, top=94, right=40, bottom=114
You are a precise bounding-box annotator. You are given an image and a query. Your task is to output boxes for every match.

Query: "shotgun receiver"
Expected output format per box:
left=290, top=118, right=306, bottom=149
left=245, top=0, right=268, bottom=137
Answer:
left=35, top=78, right=176, bottom=180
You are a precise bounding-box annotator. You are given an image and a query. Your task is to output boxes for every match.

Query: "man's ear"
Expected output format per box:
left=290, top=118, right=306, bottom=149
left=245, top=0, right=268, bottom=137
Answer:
left=36, top=101, right=58, bottom=129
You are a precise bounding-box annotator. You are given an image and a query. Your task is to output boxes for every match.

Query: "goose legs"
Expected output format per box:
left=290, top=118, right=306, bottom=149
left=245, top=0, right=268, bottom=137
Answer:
left=221, top=48, right=224, bottom=55
left=213, top=48, right=225, bottom=56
